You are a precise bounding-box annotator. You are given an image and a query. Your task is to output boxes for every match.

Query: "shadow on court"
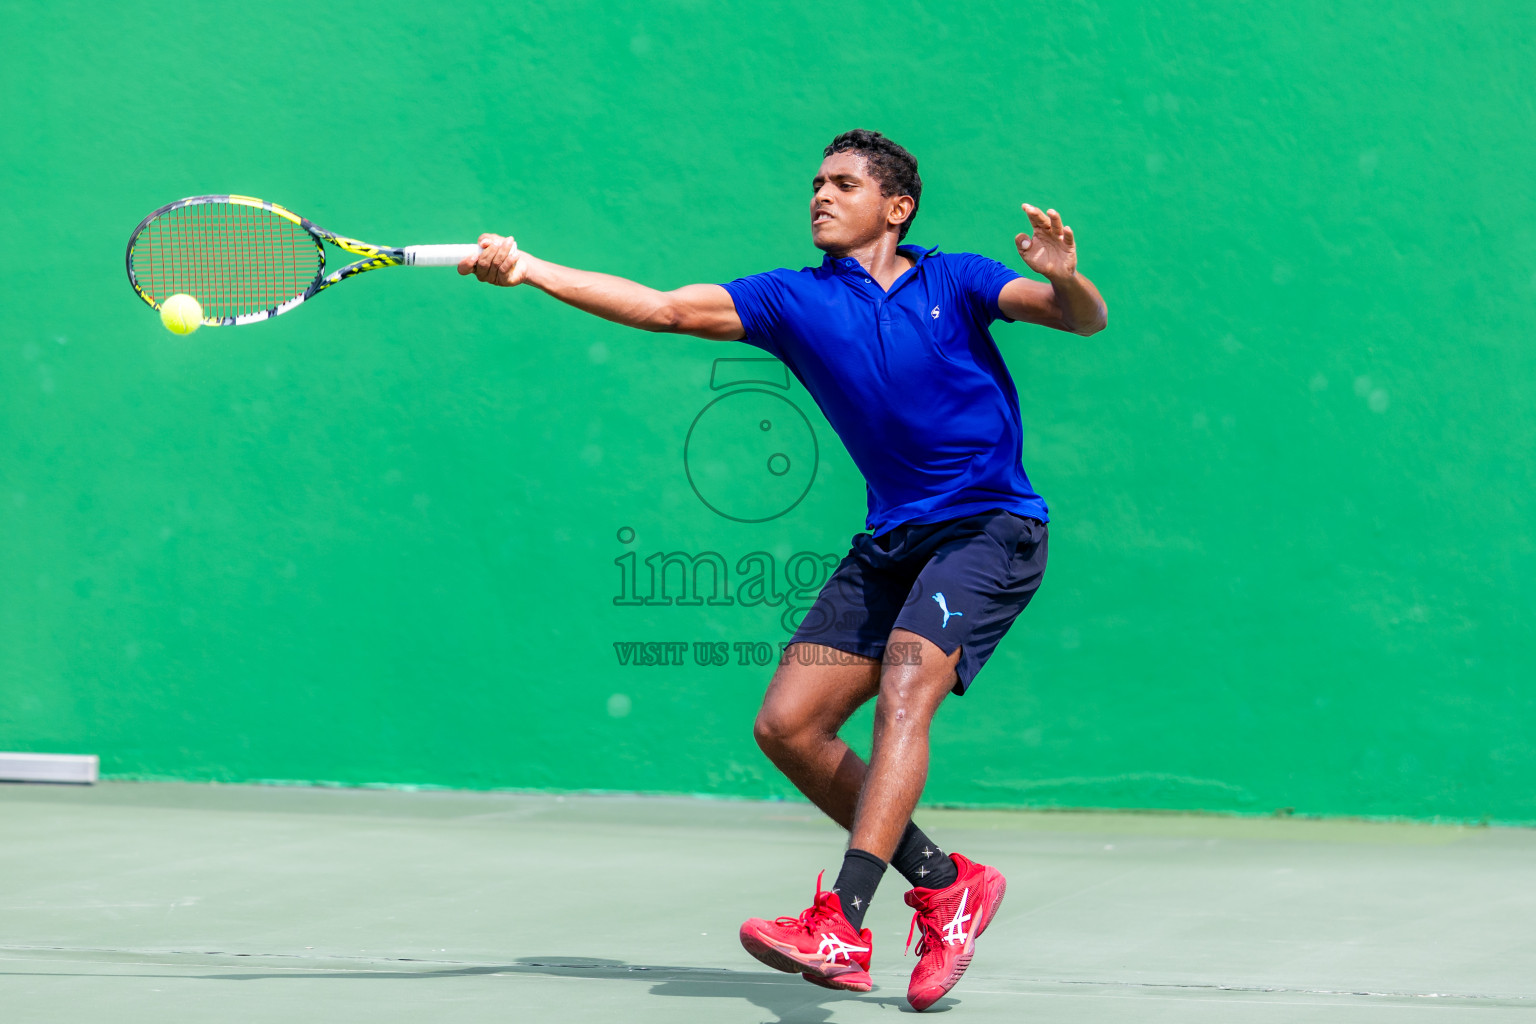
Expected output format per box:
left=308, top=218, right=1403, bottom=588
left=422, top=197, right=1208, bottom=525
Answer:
left=512, top=957, right=955, bottom=1018
left=0, top=954, right=955, bottom=1020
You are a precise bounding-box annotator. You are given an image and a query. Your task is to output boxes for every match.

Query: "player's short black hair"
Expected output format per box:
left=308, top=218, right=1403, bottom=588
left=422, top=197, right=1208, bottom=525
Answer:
left=824, top=129, right=922, bottom=240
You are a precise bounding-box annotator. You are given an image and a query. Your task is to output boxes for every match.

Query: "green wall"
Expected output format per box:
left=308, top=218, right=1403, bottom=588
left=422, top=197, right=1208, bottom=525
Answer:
left=2, top=2, right=1533, bottom=822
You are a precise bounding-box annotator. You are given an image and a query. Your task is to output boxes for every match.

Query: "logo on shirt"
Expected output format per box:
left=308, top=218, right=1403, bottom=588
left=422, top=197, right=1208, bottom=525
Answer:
left=933, top=592, right=963, bottom=628
left=931, top=305, right=941, bottom=319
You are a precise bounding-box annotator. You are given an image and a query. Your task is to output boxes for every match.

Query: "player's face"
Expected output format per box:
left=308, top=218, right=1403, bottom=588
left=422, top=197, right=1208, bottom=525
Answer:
left=811, top=152, right=902, bottom=252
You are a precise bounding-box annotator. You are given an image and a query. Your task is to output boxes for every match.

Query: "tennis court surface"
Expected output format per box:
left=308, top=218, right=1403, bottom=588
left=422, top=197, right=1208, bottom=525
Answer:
left=2, top=782, right=1532, bottom=1023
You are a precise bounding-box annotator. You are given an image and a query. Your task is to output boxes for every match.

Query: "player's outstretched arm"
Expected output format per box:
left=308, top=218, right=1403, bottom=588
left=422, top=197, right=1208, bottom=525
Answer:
left=457, top=234, right=744, bottom=341
left=999, top=204, right=1108, bottom=336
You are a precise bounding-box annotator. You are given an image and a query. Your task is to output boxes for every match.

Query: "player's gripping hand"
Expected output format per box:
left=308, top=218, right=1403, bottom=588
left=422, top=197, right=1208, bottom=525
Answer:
left=1015, top=204, right=1077, bottom=282
left=459, top=233, right=531, bottom=286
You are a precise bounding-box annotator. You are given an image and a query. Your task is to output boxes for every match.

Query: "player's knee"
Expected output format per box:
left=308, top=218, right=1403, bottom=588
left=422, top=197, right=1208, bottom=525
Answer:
left=874, top=677, right=946, bottom=728
left=753, top=700, right=819, bottom=758
left=753, top=704, right=794, bottom=756
left=874, top=693, right=914, bottom=730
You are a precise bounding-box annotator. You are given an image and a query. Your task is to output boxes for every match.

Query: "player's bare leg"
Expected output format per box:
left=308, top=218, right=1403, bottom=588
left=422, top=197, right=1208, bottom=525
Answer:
left=741, top=647, right=882, bottom=989
left=752, top=645, right=880, bottom=828
left=848, top=629, right=961, bottom=859
left=752, top=636, right=966, bottom=860
left=839, top=630, right=1008, bottom=1012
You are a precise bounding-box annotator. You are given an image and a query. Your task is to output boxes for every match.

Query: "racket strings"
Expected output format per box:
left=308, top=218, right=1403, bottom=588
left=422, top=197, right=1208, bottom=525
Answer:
left=131, top=202, right=322, bottom=318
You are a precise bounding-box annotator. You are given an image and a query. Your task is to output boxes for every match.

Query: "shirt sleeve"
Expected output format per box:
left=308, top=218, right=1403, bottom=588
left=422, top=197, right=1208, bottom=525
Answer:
left=719, top=271, right=791, bottom=360
left=948, top=252, right=1023, bottom=324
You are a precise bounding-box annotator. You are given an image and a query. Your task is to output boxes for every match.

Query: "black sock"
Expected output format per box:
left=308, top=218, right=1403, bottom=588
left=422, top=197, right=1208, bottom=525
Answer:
left=891, top=821, right=959, bottom=890
left=831, top=848, right=886, bottom=931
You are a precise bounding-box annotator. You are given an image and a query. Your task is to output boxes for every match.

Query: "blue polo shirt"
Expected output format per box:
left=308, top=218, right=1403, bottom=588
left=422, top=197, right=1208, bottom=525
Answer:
left=721, top=244, right=1049, bottom=535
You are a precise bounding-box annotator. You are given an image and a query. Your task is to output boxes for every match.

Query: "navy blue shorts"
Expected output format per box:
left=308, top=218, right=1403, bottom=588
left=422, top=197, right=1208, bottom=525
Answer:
left=788, top=510, right=1048, bottom=694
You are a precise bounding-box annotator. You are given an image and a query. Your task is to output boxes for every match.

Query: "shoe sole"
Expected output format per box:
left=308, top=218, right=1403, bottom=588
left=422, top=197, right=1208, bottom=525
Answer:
left=801, top=969, right=872, bottom=992
left=909, top=869, right=1007, bottom=1012
left=739, top=924, right=872, bottom=991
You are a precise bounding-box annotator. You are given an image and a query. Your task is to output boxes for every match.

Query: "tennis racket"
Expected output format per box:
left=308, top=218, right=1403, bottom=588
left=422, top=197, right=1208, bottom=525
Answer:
left=125, top=195, right=480, bottom=327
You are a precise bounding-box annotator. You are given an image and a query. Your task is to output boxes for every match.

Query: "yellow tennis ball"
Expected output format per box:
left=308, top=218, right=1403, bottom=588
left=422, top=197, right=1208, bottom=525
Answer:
left=160, top=294, right=204, bottom=335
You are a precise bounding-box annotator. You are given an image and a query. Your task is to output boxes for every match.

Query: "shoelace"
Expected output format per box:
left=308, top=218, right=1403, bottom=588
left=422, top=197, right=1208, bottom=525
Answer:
left=905, top=897, right=941, bottom=957
left=773, top=870, right=837, bottom=934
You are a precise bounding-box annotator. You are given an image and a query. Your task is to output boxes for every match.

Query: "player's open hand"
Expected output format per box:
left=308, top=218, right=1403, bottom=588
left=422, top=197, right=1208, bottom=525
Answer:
left=1015, top=204, right=1077, bottom=282
left=460, top=233, right=530, bottom=286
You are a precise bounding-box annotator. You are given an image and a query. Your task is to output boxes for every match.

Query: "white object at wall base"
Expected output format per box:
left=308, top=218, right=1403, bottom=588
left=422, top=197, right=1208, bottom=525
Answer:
left=0, top=752, right=99, bottom=784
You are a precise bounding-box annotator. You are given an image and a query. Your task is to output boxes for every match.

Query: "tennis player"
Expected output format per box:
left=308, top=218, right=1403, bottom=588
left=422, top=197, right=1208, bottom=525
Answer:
left=461, top=129, right=1106, bottom=1010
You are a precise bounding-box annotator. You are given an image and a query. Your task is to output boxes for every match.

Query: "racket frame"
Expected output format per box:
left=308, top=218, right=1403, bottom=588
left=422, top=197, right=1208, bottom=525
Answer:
left=125, top=194, right=475, bottom=326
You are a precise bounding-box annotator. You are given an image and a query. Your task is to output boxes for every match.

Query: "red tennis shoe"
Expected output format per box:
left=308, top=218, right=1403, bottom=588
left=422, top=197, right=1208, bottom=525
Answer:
left=739, top=872, right=873, bottom=992
left=903, top=852, right=1007, bottom=1011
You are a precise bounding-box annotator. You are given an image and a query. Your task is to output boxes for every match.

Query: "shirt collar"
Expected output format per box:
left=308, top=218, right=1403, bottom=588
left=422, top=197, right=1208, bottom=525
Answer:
left=820, top=244, right=936, bottom=274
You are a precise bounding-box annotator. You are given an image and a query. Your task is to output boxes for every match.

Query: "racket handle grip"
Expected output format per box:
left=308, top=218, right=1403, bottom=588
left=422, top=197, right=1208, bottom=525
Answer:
left=402, top=244, right=482, bottom=267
